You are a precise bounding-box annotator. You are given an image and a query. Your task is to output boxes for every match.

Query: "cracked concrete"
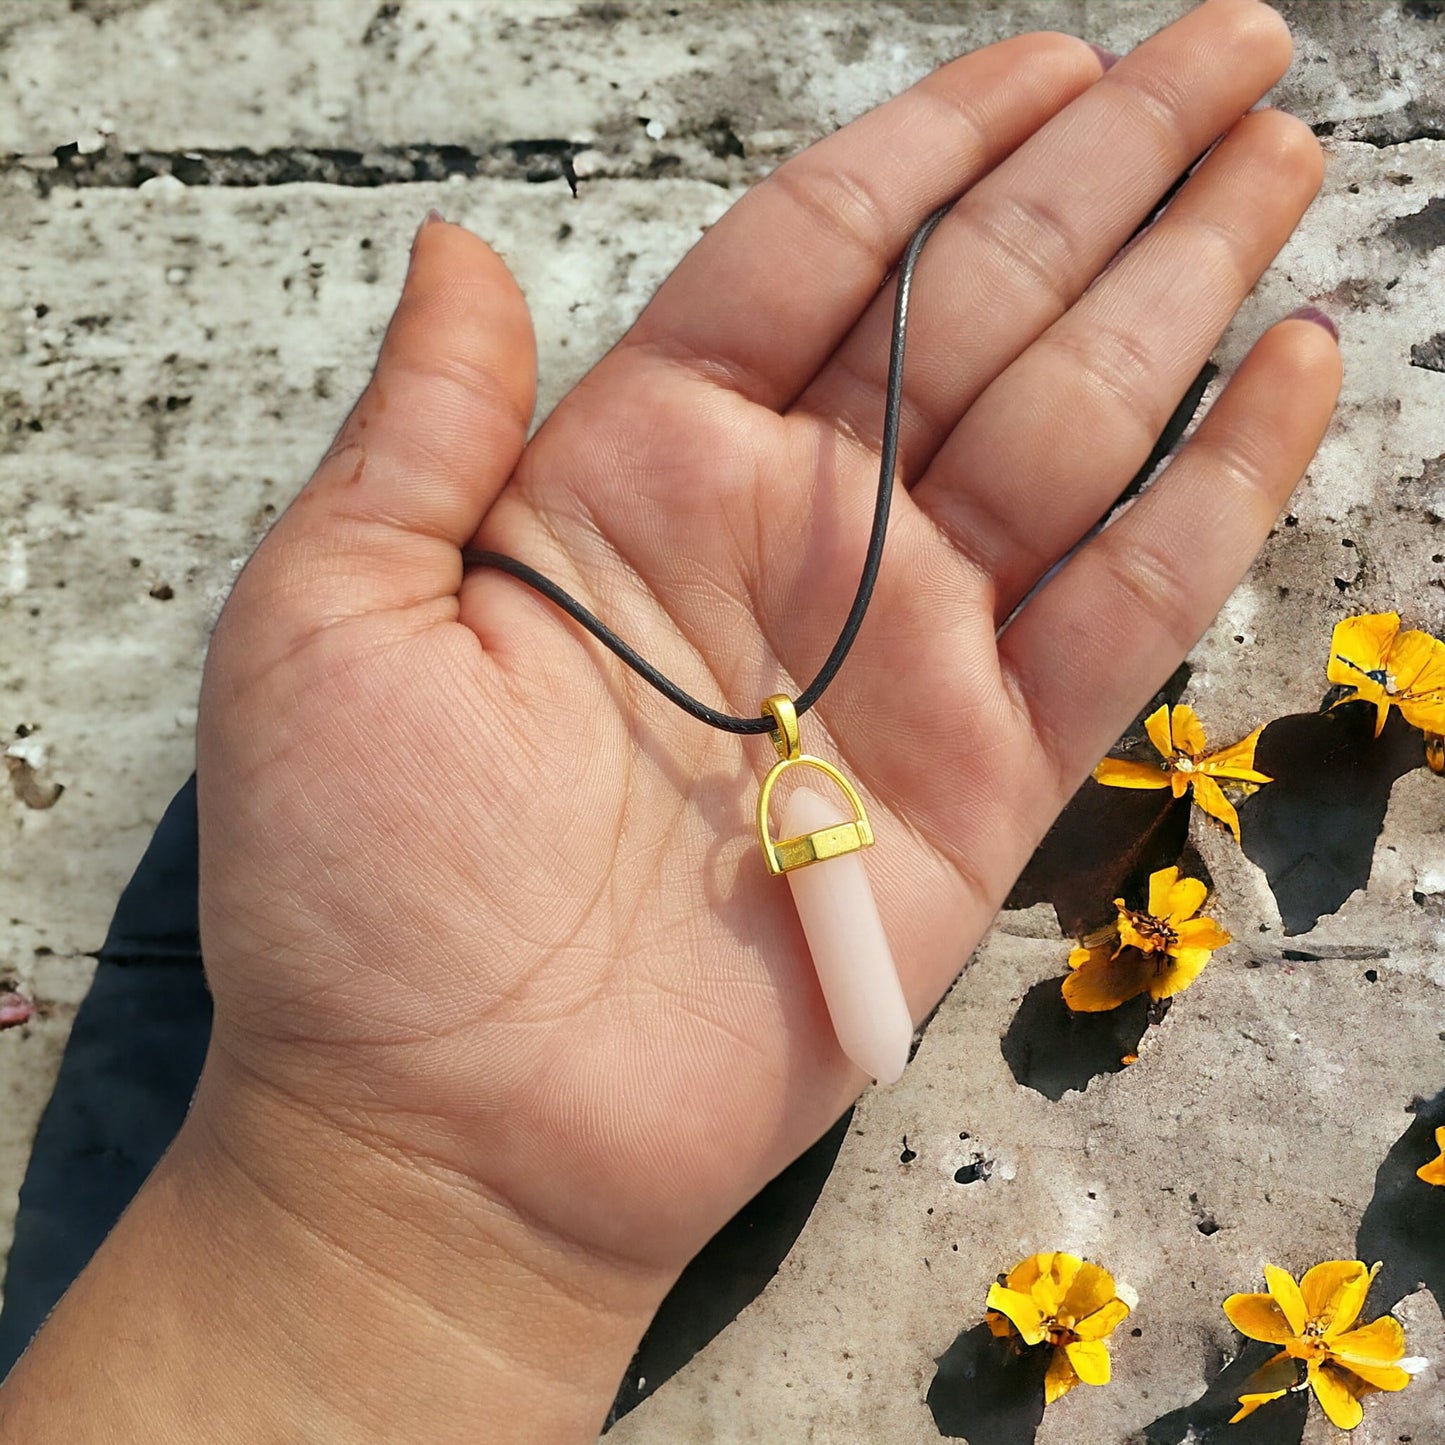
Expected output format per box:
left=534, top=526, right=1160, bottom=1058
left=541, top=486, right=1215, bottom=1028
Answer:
left=3, top=3, right=1445, bottom=1442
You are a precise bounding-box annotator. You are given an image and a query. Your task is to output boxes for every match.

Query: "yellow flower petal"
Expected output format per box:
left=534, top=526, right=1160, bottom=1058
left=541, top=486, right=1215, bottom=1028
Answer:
left=1229, top=1388, right=1291, bottom=1424
left=1035, top=1254, right=1083, bottom=1318
left=1067, top=941, right=1113, bottom=973
left=1229, top=1351, right=1300, bottom=1421
left=1329, top=678, right=1383, bottom=720
left=1171, top=705, right=1207, bottom=758
left=1159, top=872, right=1207, bottom=925
left=1224, top=1292, right=1297, bottom=1345
left=1173, top=916, right=1231, bottom=952
left=1418, top=1126, right=1445, bottom=1187
left=1044, top=1346, right=1080, bottom=1404
left=1250, top=1351, right=1302, bottom=1392
left=985, top=1309, right=1015, bottom=1340
left=1393, top=629, right=1445, bottom=732
left=1146, top=866, right=1182, bottom=919
left=1322, top=614, right=1444, bottom=737
left=1390, top=628, right=1443, bottom=682
left=1062, top=947, right=1154, bottom=1012
left=1310, top=1360, right=1365, bottom=1430
left=1059, top=1262, right=1118, bottom=1325
left=1335, top=1359, right=1413, bottom=1392
left=1199, top=725, right=1273, bottom=784
left=1301, top=1260, right=1374, bottom=1335
left=1144, top=703, right=1174, bottom=760
left=1264, top=1265, right=1308, bottom=1336
left=1064, top=1338, right=1110, bottom=1387
left=1073, top=1297, right=1130, bottom=1342
left=1330, top=1314, right=1405, bottom=1366
left=1149, top=947, right=1211, bottom=1000
left=1004, top=1254, right=1045, bottom=1293
left=1116, top=911, right=1155, bottom=954
left=1189, top=773, right=1242, bottom=842
left=1328, top=613, right=1399, bottom=686
left=985, top=1283, right=1046, bottom=1345
left=1092, top=758, right=1171, bottom=789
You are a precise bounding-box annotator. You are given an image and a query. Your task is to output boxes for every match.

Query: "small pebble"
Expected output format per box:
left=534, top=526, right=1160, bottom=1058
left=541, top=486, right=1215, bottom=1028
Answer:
left=140, top=173, right=186, bottom=200
left=0, top=992, right=33, bottom=1030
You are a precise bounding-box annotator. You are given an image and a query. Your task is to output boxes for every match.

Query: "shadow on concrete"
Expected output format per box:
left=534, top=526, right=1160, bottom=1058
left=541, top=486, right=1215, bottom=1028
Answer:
left=605, top=1109, right=853, bottom=1428
left=1000, top=978, right=1157, bottom=1100
left=1239, top=701, right=1424, bottom=935
left=1006, top=780, right=1193, bottom=940
left=1356, top=1085, right=1445, bottom=1315
left=1132, top=1339, right=1307, bottom=1444
left=926, top=1323, right=1049, bottom=1444
left=1006, top=663, right=1194, bottom=938
left=1136, top=1088, right=1445, bottom=1443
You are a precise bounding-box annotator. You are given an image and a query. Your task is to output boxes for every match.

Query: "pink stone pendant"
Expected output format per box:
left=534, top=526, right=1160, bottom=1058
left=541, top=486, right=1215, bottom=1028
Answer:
left=778, top=786, right=913, bottom=1084
left=755, top=695, right=912, bottom=1085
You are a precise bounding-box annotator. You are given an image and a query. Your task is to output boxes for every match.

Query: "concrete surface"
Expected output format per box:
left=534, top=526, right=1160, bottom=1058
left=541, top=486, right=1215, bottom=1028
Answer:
left=2, top=2, right=1444, bottom=1442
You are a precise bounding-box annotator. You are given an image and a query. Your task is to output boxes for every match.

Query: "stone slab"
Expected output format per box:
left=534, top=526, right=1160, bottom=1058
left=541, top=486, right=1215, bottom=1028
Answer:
left=3, top=4, right=1445, bottom=1443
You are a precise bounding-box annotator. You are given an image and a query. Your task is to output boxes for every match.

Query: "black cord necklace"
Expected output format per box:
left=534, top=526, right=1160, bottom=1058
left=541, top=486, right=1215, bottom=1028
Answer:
left=462, top=206, right=947, bottom=735
left=461, top=206, right=950, bottom=1083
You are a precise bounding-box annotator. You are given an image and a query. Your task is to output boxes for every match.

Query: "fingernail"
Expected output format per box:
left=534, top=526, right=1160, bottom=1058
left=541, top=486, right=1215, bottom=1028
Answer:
left=1288, top=304, right=1338, bottom=341
left=1088, top=43, right=1120, bottom=70
left=409, top=209, right=445, bottom=267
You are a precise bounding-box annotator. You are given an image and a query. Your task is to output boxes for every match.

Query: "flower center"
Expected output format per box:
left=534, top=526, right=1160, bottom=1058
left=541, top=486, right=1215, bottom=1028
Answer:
left=1044, top=1318, right=1079, bottom=1348
left=1122, top=909, right=1177, bottom=955
left=1172, top=754, right=1197, bottom=773
left=1281, top=1316, right=1339, bottom=1365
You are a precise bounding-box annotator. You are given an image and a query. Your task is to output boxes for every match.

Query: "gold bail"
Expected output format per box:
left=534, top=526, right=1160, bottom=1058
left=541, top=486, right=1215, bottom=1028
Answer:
left=756, top=695, right=874, bottom=876
left=761, top=694, right=801, bottom=762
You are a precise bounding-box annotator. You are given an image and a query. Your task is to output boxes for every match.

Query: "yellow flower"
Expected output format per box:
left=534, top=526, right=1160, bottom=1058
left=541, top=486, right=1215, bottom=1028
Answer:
left=1092, top=704, right=1270, bottom=841
left=985, top=1252, right=1131, bottom=1404
left=1328, top=612, right=1445, bottom=738
left=1062, top=866, right=1230, bottom=1012
left=1418, top=1126, right=1445, bottom=1187
left=1224, top=1260, right=1425, bottom=1430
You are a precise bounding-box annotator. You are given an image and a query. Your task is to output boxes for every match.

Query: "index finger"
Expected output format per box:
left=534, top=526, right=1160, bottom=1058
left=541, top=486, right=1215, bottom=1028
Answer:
left=620, top=31, right=1106, bottom=410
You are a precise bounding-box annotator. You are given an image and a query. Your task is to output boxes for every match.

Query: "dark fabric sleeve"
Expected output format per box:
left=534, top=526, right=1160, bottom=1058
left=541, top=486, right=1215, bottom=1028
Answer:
left=0, top=775, right=211, bottom=1375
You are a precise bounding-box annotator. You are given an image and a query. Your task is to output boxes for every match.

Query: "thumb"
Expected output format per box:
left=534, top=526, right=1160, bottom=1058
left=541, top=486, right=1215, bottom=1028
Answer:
left=246, top=212, right=537, bottom=620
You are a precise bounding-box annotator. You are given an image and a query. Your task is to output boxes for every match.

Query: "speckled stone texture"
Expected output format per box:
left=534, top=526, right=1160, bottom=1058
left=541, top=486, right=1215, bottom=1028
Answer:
left=2, top=3, right=1443, bottom=1442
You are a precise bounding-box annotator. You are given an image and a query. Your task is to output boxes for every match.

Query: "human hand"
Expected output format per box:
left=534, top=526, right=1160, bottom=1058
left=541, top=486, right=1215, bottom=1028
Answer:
left=2, top=2, right=1340, bottom=1440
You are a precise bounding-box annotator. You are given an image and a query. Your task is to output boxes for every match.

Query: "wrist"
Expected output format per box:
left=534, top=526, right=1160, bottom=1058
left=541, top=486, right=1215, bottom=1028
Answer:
left=2, top=1050, right=668, bottom=1444
left=196, top=1050, right=669, bottom=1438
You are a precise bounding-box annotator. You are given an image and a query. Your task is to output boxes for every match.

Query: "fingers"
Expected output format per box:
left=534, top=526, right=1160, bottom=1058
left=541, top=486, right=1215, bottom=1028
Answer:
left=797, top=0, right=1292, bottom=478
left=249, top=217, right=537, bottom=621
left=915, top=106, right=1325, bottom=618
left=619, top=31, right=1106, bottom=409
left=998, top=314, right=1341, bottom=792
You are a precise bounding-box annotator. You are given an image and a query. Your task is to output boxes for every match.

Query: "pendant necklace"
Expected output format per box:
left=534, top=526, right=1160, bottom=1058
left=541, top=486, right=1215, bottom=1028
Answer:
left=463, top=208, right=948, bottom=1085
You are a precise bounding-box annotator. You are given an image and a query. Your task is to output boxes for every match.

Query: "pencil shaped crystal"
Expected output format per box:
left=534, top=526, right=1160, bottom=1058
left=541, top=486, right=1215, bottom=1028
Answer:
left=779, top=786, right=913, bottom=1085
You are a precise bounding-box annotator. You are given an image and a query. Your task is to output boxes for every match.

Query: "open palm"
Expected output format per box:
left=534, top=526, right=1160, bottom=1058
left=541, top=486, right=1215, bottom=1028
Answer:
left=196, top=0, right=1336, bottom=1307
